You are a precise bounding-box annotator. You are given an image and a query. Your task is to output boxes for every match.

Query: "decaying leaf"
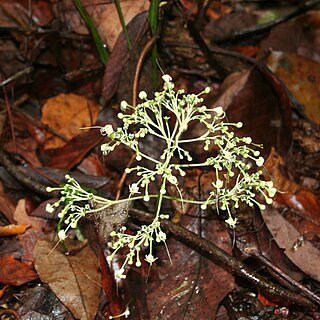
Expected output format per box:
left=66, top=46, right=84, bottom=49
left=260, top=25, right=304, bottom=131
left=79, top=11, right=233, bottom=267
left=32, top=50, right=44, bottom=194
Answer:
left=41, top=93, right=100, bottom=150
left=0, top=256, right=38, bottom=286
left=262, top=207, right=320, bottom=282
left=59, top=0, right=149, bottom=51
left=0, top=224, right=29, bottom=237
left=13, top=199, right=47, bottom=263
left=33, top=239, right=101, bottom=320
left=267, top=51, right=320, bottom=124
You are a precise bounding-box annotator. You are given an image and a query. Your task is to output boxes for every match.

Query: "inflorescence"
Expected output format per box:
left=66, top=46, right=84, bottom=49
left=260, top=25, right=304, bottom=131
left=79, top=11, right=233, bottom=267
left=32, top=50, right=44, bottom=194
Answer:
left=46, top=74, right=276, bottom=279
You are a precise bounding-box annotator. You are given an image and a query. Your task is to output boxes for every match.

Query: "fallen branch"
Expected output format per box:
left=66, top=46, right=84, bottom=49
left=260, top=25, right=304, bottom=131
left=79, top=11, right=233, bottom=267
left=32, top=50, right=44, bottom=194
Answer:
left=130, top=208, right=317, bottom=309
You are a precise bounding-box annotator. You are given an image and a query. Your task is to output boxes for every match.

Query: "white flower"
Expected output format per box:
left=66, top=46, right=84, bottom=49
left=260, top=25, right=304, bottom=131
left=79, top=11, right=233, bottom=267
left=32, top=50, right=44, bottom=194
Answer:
left=46, top=187, right=53, bottom=192
left=46, top=203, right=55, bottom=213
left=162, top=74, right=172, bottom=83
left=115, top=268, right=126, bottom=279
left=225, top=216, right=238, bottom=228
left=212, top=106, right=224, bottom=115
left=215, top=179, right=223, bottom=189
left=139, top=91, right=147, bottom=100
left=204, top=87, right=210, bottom=93
left=242, top=137, right=252, bottom=144
left=256, top=157, right=264, bottom=167
left=100, top=124, right=114, bottom=136
left=145, top=254, right=157, bottom=265
left=129, top=183, right=140, bottom=195
left=58, top=230, right=67, bottom=240
left=120, top=100, right=127, bottom=110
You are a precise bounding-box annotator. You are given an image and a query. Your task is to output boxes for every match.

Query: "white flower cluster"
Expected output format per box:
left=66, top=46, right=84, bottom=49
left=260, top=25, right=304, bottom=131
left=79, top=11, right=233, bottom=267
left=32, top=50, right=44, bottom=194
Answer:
left=47, top=74, right=277, bottom=278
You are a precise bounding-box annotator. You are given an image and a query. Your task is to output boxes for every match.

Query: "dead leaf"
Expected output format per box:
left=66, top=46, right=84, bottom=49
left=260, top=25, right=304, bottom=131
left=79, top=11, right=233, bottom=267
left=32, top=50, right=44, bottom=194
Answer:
left=102, top=11, right=148, bottom=102
left=267, top=51, right=320, bottom=124
left=0, top=224, right=29, bottom=237
left=0, top=256, right=38, bottom=286
left=13, top=199, right=46, bottom=231
left=260, top=11, right=320, bottom=64
left=262, top=207, right=320, bottom=282
left=41, top=93, right=100, bottom=150
left=17, top=285, right=74, bottom=319
left=45, top=128, right=102, bottom=169
left=59, top=0, right=149, bottom=51
left=0, top=180, right=15, bottom=223
left=145, top=215, right=234, bottom=319
left=33, top=239, right=101, bottom=320
left=13, top=199, right=47, bottom=263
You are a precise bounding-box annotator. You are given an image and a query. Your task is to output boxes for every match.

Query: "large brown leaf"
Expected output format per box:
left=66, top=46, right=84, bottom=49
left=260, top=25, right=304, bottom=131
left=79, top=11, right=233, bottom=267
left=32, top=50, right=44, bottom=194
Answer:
left=144, top=215, right=234, bottom=319
left=33, top=239, right=101, bottom=320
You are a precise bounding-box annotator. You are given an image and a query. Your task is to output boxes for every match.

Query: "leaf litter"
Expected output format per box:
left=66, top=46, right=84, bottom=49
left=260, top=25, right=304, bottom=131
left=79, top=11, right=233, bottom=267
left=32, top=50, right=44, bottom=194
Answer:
left=0, top=1, right=320, bottom=319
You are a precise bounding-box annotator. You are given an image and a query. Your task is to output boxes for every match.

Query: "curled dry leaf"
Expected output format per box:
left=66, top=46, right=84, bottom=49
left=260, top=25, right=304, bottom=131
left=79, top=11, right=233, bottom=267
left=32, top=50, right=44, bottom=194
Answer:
left=0, top=224, right=29, bottom=237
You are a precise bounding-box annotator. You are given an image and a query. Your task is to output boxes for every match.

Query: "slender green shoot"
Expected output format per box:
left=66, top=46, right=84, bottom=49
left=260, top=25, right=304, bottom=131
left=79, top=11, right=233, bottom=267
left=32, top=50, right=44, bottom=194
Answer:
left=73, top=0, right=109, bottom=64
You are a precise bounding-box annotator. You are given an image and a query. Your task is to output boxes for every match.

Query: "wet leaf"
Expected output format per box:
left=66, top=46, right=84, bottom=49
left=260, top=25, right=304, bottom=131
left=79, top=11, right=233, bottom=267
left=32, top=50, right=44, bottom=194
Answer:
left=144, top=215, right=234, bottom=319
left=267, top=51, right=320, bottom=124
left=44, top=129, right=103, bottom=169
left=99, top=250, right=124, bottom=319
left=102, top=12, right=148, bottom=102
left=33, top=239, right=101, bottom=320
left=17, top=286, right=74, bottom=319
left=0, top=224, right=29, bottom=237
left=41, top=93, right=100, bottom=150
left=262, top=207, right=320, bottom=282
left=260, top=11, right=320, bottom=63
left=0, top=256, right=38, bottom=286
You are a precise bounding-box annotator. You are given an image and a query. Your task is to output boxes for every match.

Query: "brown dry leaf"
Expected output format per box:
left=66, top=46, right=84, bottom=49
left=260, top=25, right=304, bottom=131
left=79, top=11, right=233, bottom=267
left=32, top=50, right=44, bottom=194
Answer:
left=41, top=93, right=100, bottom=150
left=60, top=0, right=149, bottom=51
left=13, top=199, right=46, bottom=231
left=0, top=180, right=15, bottom=223
left=33, top=239, right=101, bottom=320
left=0, top=256, right=38, bottom=286
left=0, top=224, right=29, bottom=237
left=4, top=136, right=42, bottom=167
left=13, top=199, right=47, bottom=263
left=145, top=216, right=234, bottom=319
left=267, top=51, right=320, bottom=124
left=260, top=11, right=320, bottom=64
left=262, top=207, right=320, bottom=282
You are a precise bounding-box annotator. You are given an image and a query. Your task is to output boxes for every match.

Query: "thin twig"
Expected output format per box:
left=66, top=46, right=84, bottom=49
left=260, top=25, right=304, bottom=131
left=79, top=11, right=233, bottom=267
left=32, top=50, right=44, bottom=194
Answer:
left=132, top=35, right=158, bottom=107
left=0, top=67, right=33, bottom=87
left=130, top=208, right=317, bottom=309
left=215, top=0, right=320, bottom=44
left=244, top=245, right=320, bottom=307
